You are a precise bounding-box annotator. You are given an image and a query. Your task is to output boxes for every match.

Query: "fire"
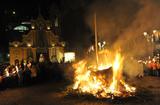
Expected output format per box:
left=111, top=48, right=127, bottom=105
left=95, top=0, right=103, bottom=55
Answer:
left=72, top=50, right=136, bottom=99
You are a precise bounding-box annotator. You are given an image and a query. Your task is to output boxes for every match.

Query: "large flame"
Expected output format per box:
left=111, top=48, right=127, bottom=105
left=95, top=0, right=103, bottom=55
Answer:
left=72, top=50, right=136, bottom=99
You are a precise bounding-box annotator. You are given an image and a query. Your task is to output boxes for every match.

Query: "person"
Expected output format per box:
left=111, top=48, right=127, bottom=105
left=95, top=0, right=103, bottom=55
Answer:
left=7, top=65, right=17, bottom=88
left=30, top=64, right=37, bottom=84
left=147, top=56, right=153, bottom=76
left=152, top=58, right=157, bottom=76
left=39, top=54, right=45, bottom=63
left=156, top=62, right=160, bottom=77
left=23, top=61, right=32, bottom=86
left=16, top=64, right=23, bottom=86
left=50, top=55, right=58, bottom=63
left=0, top=75, right=3, bottom=90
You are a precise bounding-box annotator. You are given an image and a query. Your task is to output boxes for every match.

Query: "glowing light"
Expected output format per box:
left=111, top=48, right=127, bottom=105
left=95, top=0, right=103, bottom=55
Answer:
left=14, top=25, right=29, bottom=32
left=7, top=54, right=10, bottom=57
left=12, top=11, right=15, bottom=15
left=143, top=32, right=148, bottom=36
left=71, top=49, right=136, bottom=98
left=5, top=69, right=10, bottom=77
left=64, top=52, right=75, bottom=62
left=31, top=26, right=35, bottom=29
left=61, top=42, right=65, bottom=47
left=14, top=44, right=18, bottom=47
left=153, top=30, right=157, bottom=34
left=47, top=26, right=51, bottom=30
left=103, top=41, right=106, bottom=45
left=27, top=43, right=31, bottom=47
left=52, top=44, right=55, bottom=47
left=98, top=42, right=101, bottom=46
left=21, top=22, right=31, bottom=25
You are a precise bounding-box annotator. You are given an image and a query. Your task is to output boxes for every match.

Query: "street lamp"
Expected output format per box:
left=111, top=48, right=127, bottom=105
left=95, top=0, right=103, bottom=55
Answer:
left=98, top=41, right=106, bottom=50
left=27, top=43, right=32, bottom=47
left=31, top=25, right=35, bottom=29
left=153, top=30, right=157, bottom=34
left=14, top=44, right=18, bottom=47
left=47, top=26, right=51, bottom=30
left=12, top=11, right=16, bottom=15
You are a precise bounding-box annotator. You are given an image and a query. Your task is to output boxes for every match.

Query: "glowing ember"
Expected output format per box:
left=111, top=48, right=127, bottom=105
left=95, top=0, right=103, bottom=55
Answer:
left=72, top=50, right=136, bottom=99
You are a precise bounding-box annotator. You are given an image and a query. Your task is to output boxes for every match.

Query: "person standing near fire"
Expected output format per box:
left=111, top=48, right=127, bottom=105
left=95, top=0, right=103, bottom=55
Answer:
left=23, top=60, right=32, bottom=86
left=15, top=60, right=23, bottom=86
left=151, top=57, right=157, bottom=76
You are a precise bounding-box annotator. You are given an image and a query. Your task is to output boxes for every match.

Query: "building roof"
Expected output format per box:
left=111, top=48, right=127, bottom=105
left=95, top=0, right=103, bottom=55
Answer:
left=10, top=15, right=64, bottom=48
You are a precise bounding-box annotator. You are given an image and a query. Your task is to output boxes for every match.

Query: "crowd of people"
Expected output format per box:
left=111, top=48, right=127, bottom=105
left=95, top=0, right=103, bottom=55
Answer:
left=143, top=54, right=160, bottom=76
left=0, top=58, right=65, bottom=90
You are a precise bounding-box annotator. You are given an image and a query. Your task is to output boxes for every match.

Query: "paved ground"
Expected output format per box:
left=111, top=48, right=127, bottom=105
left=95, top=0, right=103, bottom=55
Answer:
left=0, top=76, right=160, bottom=105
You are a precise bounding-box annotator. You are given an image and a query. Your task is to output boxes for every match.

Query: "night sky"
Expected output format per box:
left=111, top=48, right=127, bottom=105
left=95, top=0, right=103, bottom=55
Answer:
left=0, top=0, right=159, bottom=58
left=0, top=0, right=93, bottom=57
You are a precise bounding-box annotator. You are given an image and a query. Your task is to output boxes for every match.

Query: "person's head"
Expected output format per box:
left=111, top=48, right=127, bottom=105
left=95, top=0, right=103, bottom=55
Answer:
left=27, top=62, right=32, bottom=68
left=40, top=54, right=43, bottom=57
left=27, top=59, right=32, bottom=67
left=15, top=59, right=19, bottom=66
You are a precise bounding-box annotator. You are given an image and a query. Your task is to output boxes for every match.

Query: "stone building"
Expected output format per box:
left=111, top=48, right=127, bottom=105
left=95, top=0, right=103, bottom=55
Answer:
left=9, top=15, right=65, bottom=65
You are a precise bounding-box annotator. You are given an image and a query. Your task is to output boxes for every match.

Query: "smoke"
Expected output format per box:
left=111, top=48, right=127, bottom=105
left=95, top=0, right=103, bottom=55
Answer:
left=85, top=0, right=160, bottom=77
left=114, top=0, right=160, bottom=57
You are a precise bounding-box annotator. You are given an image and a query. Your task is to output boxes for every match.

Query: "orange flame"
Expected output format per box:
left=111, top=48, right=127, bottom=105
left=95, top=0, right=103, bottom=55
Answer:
left=72, top=49, right=136, bottom=98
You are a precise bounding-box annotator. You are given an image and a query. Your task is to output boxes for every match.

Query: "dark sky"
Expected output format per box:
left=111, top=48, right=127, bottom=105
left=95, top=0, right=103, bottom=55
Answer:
left=0, top=0, right=93, bottom=57
left=0, top=0, right=159, bottom=58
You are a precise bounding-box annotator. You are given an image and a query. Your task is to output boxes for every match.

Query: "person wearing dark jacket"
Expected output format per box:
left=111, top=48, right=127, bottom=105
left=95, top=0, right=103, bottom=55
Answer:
left=23, top=61, right=32, bottom=86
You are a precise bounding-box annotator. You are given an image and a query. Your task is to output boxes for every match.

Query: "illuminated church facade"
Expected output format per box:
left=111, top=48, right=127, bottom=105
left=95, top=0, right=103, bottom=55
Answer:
left=9, top=15, right=65, bottom=65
